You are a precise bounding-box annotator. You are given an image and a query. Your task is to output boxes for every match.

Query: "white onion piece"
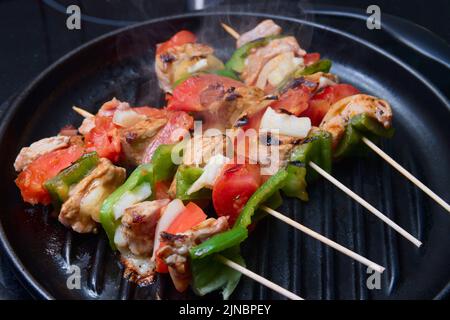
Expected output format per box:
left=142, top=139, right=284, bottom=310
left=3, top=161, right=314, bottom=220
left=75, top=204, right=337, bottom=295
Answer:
left=187, top=154, right=231, bottom=195
left=256, top=53, right=304, bottom=89
left=187, top=58, right=208, bottom=73
left=113, top=183, right=152, bottom=220
left=260, top=107, right=311, bottom=138
left=256, top=52, right=298, bottom=89
left=317, top=76, right=337, bottom=90
left=267, top=55, right=303, bottom=87
left=153, top=199, right=185, bottom=257
left=113, top=109, right=146, bottom=128
left=114, top=225, right=127, bottom=248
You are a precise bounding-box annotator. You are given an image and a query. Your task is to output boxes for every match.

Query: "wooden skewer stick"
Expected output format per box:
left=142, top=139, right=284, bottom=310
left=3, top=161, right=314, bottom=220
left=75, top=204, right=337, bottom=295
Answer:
left=72, top=106, right=94, bottom=118
left=215, top=254, right=303, bottom=300
left=261, top=206, right=385, bottom=273
left=221, top=23, right=240, bottom=40
left=309, top=161, right=422, bottom=247
left=362, top=137, right=450, bottom=213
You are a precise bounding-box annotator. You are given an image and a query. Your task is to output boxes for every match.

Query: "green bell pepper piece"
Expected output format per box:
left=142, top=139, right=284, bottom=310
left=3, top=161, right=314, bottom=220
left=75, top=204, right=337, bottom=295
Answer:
left=100, top=163, right=154, bottom=249
left=290, top=130, right=332, bottom=182
left=294, top=59, right=332, bottom=77
left=225, top=35, right=284, bottom=73
left=190, top=226, right=248, bottom=259
left=152, top=144, right=177, bottom=183
left=191, top=245, right=245, bottom=300
left=190, top=169, right=288, bottom=260
left=44, top=152, right=99, bottom=204
left=175, top=165, right=211, bottom=200
left=334, top=113, right=395, bottom=159
left=282, top=164, right=309, bottom=201
left=205, top=68, right=240, bottom=81
left=252, top=190, right=284, bottom=224
left=235, top=169, right=288, bottom=228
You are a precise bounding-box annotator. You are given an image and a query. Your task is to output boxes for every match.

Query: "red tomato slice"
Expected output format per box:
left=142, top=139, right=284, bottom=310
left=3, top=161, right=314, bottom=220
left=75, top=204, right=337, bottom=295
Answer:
left=167, top=74, right=244, bottom=112
left=15, top=145, right=84, bottom=205
left=212, top=163, right=262, bottom=226
left=84, top=116, right=121, bottom=163
left=142, top=111, right=193, bottom=163
left=156, top=30, right=197, bottom=55
left=270, top=85, right=311, bottom=116
left=156, top=202, right=207, bottom=273
left=302, top=84, right=360, bottom=125
left=303, top=52, right=321, bottom=66
left=167, top=202, right=207, bottom=234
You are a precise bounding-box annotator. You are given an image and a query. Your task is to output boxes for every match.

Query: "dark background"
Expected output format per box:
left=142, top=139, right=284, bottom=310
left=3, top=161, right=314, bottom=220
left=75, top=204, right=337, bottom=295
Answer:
left=0, top=0, right=448, bottom=299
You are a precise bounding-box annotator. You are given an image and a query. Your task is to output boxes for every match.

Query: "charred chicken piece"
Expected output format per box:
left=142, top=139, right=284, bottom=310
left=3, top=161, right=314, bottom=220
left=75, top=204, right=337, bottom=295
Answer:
left=245, top=132, right=300, bottom=176
left=119, top=118, right=167, bottom=166
left=114, top=199, right=170, bottom=285
left=155, top=43, right=224, bottom=93
left=237, top=19, right=282, bottom=48
left=182, top=134, right=233, bottom=167
left=320, top=94, right=393, bottom=148
left=58, top=158, right=126, bottom=233
left=242, top=37, right=306, bottom=87
left=157, top=216, right=229, bottom=292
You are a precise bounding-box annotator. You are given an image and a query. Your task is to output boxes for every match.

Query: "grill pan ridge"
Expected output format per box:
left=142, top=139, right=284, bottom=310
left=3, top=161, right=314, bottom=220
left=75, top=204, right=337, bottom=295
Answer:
left=0, top=12, right=449, bottom=300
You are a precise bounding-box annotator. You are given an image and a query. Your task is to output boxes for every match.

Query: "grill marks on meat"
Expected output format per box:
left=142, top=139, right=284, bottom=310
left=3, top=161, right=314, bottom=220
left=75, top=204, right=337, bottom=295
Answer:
left=320, top=94, right=393, bottom=148
left=247, top=132, right=299, bottom=175
left=182, top=134, right=232, bottom=167
left=114, top=199, right=170, bottom=285
left=242, top=37, right=306, bottom=87
left=155, top=43, right=215, bottom=93
left=237, top=19, right=282, bottom=48
left=119, top=118, right=167, bottom=166
left=58, top=158, right=126, bottom=233
left=157, top=217, right=229, bottom=292
left=200, top=86, right=271, bottom=131
left=14, top=136, right=71, bottom=172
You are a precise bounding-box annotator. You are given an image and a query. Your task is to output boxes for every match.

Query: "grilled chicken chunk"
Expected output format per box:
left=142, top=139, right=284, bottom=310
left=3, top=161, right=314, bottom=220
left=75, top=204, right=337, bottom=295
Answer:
left=155, top=43, right=223, bottom=93
left=237, top=19, right=282, bottom=48
left=119, top=118, right=167, bottom=166
left=14, top=136, right=70, bottom=172
left=242, top=37, right=306, bottom=87
left=58, top=158, right=126, bottom=233
left=157, top=216, right=229, bottom=292
left=114, top=199, right=170, bottom=285
left=246, top=132, right=299, bottom=175
left=183, top=134, right=233, bottom=167
left=198, top=85, right=271, bottom=131
left=320, top=94, right=393, bottom=148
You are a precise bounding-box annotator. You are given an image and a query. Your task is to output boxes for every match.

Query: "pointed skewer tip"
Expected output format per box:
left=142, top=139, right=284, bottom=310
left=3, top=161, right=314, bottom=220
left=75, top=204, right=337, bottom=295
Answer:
left=308, top=161, right=422, bottom=248
left=261, top=205, right=386, bottom=273
left=72, top=106, right=94, bottom=118
left=220, top=22, right=240, bottom=40
left=362, top=137, right=450, bottom=214
left=216, top=254, right=303, bottom=300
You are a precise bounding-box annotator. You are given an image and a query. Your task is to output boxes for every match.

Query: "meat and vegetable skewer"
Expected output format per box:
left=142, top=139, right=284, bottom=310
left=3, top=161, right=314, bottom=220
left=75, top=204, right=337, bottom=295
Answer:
left=222, top=19, right=450, bottom=214
left=213, top=20, right=422, bottom=247
left=13, top=19, right=442, bottom=299
left=15, top=98, right=311, bottom=299
left=70, top=101, right=384, bottom=293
